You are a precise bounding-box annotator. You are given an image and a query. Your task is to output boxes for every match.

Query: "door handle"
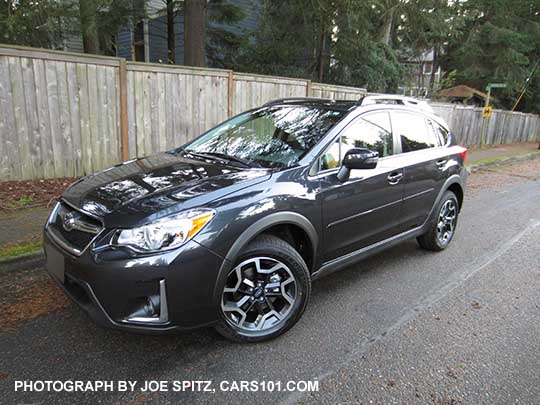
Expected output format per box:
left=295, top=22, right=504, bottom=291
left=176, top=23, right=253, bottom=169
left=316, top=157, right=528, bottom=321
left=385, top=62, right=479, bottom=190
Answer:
left=387, top=172, right=403, bottom=185
left=436, top=159, right=447, bottom=169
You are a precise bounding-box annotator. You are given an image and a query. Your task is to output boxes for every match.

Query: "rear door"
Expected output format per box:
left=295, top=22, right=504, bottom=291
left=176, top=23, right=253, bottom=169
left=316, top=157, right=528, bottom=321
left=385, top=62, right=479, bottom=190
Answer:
left=389, top=111, right=449, bottom=231
left=318, top=112, right=405, bottom=263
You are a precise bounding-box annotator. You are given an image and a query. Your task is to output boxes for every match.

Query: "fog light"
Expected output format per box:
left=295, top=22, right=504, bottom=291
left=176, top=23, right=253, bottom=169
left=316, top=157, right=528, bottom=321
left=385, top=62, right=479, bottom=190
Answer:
left=125, top=280, right=169, bottom=324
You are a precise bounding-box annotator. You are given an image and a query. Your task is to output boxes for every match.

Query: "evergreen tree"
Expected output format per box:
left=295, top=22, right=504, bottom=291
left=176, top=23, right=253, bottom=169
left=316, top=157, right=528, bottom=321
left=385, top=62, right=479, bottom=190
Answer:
left=442, top=0, right=540, bottom=111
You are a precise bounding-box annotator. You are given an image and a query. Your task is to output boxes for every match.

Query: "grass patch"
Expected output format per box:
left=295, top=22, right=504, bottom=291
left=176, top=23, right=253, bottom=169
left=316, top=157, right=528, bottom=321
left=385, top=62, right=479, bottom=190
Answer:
left=0, top=239, right=42, bottom=260
left=6, top=195, right=35, bottom=209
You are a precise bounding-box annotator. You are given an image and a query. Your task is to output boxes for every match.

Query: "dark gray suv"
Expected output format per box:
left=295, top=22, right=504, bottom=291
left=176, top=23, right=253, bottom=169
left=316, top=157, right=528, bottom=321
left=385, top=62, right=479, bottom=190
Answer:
left=44, top=97, right=467, bottom=342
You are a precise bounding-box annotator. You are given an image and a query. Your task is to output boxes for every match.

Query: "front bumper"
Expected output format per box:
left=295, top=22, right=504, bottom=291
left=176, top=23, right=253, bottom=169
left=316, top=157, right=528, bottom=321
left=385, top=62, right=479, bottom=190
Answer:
left=43, top=229, right=227, bottom=334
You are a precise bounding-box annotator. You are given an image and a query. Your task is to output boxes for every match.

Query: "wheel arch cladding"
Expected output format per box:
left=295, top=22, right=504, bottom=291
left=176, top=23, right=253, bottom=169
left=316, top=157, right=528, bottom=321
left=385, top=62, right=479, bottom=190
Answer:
left=212, top=212, right=318, bottom=303
left=447, top=182, right=464, bottom=210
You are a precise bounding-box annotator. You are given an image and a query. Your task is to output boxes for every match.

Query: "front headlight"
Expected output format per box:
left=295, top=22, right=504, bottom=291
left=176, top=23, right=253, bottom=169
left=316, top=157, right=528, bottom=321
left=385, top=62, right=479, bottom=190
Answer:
left=115, top=208, right=215, bottom=252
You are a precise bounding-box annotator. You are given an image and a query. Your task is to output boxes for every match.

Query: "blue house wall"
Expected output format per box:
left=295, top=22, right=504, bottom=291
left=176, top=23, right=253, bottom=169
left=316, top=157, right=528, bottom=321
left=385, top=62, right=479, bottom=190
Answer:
left=148, top=14, right=185, bottom=64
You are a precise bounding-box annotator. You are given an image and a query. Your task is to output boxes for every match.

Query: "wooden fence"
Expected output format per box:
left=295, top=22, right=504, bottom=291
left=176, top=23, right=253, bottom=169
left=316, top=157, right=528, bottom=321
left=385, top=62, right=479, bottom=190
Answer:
left=0, top=46, right=122, bottom=181
left=431, top=103, right=540, bottom=146
left=0, top=44, right=368, bottom=181
left=0, top=44, right=538, bottom=181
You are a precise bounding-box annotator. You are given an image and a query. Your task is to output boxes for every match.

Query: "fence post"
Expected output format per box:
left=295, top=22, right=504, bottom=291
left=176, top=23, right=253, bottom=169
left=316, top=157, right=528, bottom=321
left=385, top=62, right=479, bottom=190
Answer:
left=227, top=70, right=233, bottom=117
left=118, top=58, right=129, bottom=161
left=306, top=80, right=311, bottom=97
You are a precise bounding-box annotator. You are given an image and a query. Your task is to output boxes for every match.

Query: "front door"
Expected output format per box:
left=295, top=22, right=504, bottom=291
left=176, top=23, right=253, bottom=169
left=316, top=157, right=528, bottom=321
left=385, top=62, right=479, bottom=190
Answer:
left=317, top=112, right=404, bottom=263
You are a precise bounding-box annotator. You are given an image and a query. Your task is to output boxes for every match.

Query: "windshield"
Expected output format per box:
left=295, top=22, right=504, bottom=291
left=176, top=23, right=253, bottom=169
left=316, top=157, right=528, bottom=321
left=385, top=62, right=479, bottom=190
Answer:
left=182, top=105, right=346, bottom=168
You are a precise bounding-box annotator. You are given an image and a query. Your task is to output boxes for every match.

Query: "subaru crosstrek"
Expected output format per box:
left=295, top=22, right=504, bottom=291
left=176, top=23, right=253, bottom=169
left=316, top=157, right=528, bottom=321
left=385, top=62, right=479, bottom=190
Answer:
left=44, top=96, right=467, bottom=342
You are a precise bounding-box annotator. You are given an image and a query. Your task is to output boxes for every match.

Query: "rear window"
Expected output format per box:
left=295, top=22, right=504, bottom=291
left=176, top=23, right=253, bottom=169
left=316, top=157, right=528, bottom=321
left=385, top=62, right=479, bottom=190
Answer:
left=429, top=120, right=450, bottom=146
left=390, top=111, right=436, bottom=153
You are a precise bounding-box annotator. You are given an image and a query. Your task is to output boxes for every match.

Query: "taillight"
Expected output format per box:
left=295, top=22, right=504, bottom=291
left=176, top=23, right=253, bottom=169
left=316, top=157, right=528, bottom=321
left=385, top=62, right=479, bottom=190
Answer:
left=459, top=148, right=467, bottom=163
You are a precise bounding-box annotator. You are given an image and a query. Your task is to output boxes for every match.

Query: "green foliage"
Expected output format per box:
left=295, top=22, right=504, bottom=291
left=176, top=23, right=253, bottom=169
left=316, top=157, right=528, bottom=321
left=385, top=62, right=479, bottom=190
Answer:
left=236, top=0, right=405, bottom=91
left=1, top=0, right=145, bottom=54
left=234, top=0, right=320, bottom=78
left=79, top=0, right=147, bottom=55
left=0, top=0, right=78, bottom=49
left=329, top=0, right=405, bottom=91
left=206, top=0, right=249, bottom=68
left=442, top=0, right=540, bottom=112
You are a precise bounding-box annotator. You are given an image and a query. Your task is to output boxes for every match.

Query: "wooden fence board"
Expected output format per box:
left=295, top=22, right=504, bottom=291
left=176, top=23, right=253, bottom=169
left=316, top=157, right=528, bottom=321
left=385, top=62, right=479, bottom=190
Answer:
left=126, top=70, right=137, bottom=158
left=56, top=61, right=74, bottom=177
left=44, top=57, right=65, bottom=177
left=9, top=57, right=33, bottom=179
left=66, top=63, right=82, bottom=175
left=76, top=63, right=93, bottom=175
left=0, top=56, right=19, bottom=180
left=21, top=57, right=41, bottom=178
left=34, top=58, right=55, bottom=178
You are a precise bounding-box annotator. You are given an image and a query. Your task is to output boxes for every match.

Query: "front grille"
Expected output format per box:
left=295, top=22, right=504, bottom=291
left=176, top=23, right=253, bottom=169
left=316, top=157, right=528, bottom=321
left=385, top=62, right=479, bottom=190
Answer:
left=47, top=202, right=103, bottom=255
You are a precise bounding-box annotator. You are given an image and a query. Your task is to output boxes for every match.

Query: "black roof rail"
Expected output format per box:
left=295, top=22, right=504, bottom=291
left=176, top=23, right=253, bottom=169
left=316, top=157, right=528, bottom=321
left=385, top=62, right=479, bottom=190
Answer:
left=263, top=97, right=337, bottom=106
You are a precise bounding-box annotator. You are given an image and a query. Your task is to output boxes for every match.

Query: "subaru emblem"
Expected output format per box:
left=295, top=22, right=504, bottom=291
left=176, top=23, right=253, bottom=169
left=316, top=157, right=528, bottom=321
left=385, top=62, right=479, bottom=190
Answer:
left=62, top=212, right=76, bottom=232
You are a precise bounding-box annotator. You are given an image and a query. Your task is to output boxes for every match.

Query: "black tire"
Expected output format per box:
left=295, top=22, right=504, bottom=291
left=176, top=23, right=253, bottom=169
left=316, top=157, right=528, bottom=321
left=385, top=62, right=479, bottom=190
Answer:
left=215, top=235, right=311, bottom=343
left=417, top=190, right=459, bottom=251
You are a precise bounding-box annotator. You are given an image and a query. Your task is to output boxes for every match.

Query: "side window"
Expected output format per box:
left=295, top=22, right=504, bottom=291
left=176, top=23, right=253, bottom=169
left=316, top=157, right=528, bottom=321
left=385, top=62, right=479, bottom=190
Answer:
left=363, top=111, right=392, bottom=134
left=320, top=138, right=340, bottom=171
left=391, top=111, right=435, bottom=153
left=430, top=121, right=450, bottom=146
left=341, top=117, right=394, bottom=158
left=318, top=117, right=393, bottom=172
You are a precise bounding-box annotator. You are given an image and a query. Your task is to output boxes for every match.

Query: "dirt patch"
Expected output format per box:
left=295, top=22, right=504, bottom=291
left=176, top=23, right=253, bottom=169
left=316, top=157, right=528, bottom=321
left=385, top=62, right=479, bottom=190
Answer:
left=0, top=279, right=70, bottom=330
left=466, top=158, right=540, bottom=198
left=0, top=178, right=76, bottom=211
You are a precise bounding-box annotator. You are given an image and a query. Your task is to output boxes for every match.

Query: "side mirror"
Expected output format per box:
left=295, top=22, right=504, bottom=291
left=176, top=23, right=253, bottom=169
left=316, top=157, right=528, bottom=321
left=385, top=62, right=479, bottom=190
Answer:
left=337, top=148, right=379, bottom=182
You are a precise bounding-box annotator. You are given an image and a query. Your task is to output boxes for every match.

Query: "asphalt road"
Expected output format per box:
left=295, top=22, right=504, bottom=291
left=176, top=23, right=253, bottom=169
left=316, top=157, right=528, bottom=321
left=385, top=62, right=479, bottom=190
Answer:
left=1, top=159, right=539, bottom=404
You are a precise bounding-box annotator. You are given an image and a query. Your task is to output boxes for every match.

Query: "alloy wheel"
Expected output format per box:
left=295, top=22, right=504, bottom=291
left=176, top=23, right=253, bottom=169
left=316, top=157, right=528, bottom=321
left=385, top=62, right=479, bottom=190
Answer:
left=221, top=256, right=297, bottom=333
left=436, top=199, right=457, bottom=245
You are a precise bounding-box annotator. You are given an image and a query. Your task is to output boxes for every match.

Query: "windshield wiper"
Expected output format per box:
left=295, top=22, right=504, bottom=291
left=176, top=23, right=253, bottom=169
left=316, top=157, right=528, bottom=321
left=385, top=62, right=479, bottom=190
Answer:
left=185, top=151, right=261, bottom=168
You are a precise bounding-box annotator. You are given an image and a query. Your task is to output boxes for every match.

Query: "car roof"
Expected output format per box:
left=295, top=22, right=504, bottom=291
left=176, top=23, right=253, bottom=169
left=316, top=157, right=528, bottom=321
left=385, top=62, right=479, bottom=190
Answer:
left=262, top=97, right=448, bottom=130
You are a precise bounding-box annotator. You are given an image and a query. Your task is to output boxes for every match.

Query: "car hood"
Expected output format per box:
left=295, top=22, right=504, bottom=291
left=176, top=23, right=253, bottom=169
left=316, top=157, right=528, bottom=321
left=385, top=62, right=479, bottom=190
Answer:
left=62, top=152, right=271, bottom=227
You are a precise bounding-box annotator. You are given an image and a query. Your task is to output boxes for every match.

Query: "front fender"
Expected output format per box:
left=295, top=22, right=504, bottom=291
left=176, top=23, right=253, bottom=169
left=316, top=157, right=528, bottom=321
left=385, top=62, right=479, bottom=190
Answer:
left=211, top=211, right=318, bottom=304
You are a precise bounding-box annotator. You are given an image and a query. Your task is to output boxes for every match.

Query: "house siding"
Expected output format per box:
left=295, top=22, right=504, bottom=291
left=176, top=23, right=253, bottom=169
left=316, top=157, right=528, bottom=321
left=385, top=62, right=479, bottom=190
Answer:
left=116, top=27, right=133, bottom=59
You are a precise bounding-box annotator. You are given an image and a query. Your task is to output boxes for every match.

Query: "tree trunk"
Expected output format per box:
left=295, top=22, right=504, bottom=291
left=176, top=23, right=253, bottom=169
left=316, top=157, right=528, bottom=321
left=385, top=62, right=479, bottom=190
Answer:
left=317, top=27, right=326, bottom=82
left=429, top=46, right=438, bottom=96
left=417, top=62, right=423, bottom=97
left=380, top=7, right=395, bottom=46
left=166, top=0, right=175, bottom=64
left=79, top=0, right=100, bottom=54
left=184, top=0, right=207, bottom=67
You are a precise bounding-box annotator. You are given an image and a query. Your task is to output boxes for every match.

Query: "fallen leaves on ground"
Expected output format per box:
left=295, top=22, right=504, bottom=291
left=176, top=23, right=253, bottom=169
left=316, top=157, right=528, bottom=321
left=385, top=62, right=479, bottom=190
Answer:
left=0, top=280, right=70, bottom=330
left=0, top=178, right=76, bottom=211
